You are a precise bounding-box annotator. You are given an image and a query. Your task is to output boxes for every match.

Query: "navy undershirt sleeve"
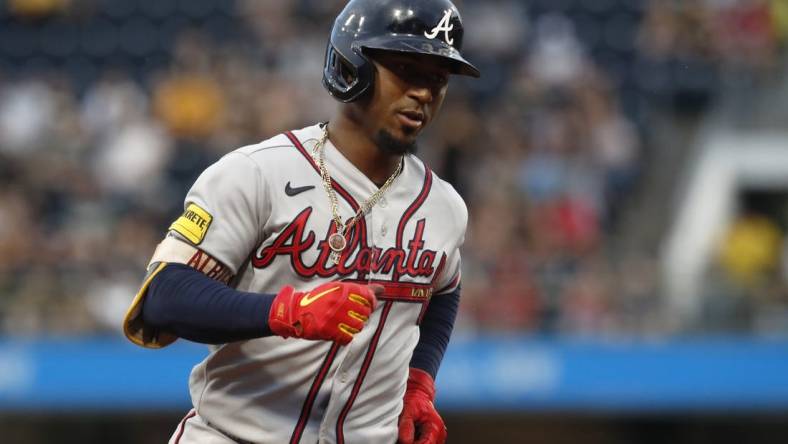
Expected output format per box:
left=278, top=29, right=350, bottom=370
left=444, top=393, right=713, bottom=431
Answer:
left=409, top=286, right=460, bottom=379
left=142, top=263, right=275, bottom=344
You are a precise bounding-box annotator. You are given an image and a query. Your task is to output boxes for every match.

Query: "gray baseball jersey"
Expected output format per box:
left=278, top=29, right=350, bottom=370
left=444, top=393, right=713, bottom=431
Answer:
left=124, top=123, right=466, bottom=444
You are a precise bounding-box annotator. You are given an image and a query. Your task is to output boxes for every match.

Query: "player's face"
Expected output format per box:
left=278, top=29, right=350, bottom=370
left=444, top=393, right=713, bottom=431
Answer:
left=366, top=51, right=450, bottom=153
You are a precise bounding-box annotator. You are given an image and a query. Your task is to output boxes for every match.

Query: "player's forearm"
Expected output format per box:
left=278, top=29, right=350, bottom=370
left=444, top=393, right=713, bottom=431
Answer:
left=409, top=287, right=460, bottom=379
left=142, top=263, right=275, bottom=344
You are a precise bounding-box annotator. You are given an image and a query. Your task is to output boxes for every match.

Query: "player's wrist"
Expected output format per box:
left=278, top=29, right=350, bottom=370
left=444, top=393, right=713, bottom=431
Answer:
left=406, top=367, right=436, bottom=400
left=269, top=285, right=299, bottom=338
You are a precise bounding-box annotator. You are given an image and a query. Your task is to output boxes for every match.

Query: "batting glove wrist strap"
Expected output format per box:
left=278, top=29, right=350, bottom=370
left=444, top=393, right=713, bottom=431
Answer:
left=268, top=282, right=377, bottom=345
left=405, top=368, right=437, bottom=400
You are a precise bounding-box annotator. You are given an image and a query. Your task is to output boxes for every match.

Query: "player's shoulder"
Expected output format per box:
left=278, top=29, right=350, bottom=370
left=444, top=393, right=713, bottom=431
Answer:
left=409, top=156, right=468, bottom=224
left=229, top=123, right=322, bottom=165
left=431, top=171, right=467, bottom=215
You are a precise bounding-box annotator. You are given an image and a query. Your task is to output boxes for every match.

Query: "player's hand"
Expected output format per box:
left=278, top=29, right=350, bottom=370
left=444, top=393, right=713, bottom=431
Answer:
left=269, top=281, right=381, bottom=345
left=397, top=368, right=447, bottom=444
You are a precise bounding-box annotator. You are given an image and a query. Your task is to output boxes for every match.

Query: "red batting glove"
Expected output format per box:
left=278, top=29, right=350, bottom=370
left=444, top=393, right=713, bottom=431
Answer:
left=269, top=281, right=380, bottom=345
left=398, top=368, right=447, bottom=444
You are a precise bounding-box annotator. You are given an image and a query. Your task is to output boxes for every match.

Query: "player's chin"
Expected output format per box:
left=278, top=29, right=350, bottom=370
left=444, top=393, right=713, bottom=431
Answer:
left=394, top=127, right=422, bottom=150
left=397, top=126, right=420, bottom=141
left=395, top=121, right=424, bottom=143
left=376, top=127, right=419, bottom=155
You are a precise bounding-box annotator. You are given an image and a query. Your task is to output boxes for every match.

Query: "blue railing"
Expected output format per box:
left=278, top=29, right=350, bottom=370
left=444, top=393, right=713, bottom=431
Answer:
left=2, top=336, right=788, bottom=412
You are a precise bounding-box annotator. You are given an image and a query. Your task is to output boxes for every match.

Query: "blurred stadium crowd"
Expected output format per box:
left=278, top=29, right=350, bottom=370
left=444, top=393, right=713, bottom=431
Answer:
left=1, top=0, right=787, bottom=338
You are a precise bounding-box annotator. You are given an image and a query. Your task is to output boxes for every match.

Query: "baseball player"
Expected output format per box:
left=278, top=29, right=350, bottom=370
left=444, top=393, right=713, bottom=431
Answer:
left=122, top=0, right=479, bottom=443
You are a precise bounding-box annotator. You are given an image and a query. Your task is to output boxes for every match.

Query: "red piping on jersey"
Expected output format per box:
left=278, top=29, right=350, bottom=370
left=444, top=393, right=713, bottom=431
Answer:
left=335, top=301, right=394, bottom=444
left=285, top=130, right=369, bottom=248
left=393, top=163, right=433, bottom=282
left=416, top=252, right=448, bottom=324
left=173, top=409, right=196, bottom=444
left=437, top=271, right=461, bottom=295
left=289, top=343, right=341, bottom=444
left=432, top=253, right=447, bottom=291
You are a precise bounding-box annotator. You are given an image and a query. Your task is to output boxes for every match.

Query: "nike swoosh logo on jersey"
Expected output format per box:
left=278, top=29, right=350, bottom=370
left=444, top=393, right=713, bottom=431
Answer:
left=299, top=286, right=340, bottom=307
left=285, top=182, right=315, bottom=196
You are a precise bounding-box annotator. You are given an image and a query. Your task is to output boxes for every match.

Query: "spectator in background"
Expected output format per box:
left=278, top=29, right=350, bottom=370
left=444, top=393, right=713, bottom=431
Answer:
left=719, top=212, right=782, bottom=289
left=0, top=78, right=57, bottom=154
left=771, top=0, right=788, bottom=45
left=698, top=212, right=783, bottom=334
left=711, top=0, right=778, bottom=75
left=581, top=78, right=640, bottom=229
left=8, top=0, right=67, bottom=19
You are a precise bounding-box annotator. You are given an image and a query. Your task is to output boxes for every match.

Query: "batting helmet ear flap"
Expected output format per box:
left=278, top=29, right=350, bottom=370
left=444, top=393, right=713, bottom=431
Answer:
left=322, top=42, right=375, bottom=103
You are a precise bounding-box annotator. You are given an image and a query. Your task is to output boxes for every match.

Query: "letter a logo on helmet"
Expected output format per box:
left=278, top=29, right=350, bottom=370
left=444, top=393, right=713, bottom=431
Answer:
left=424, top=10, right=455, bottom=45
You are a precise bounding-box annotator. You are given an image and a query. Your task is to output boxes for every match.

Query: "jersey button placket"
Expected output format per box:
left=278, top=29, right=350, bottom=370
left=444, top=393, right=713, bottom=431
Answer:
left=367, top=212, right=378, bottom=248
left=335, top=340, right=355, bottom=385
left=374, top=203, right=388, bottom=238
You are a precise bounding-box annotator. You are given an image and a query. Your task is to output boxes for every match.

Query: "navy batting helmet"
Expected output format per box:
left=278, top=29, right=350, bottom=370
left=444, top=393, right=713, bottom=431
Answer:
left=323, top=0, right=481, bottom=103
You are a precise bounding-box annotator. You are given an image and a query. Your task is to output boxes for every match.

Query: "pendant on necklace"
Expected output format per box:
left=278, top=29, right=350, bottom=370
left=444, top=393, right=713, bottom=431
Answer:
left=328, top=232, right=347, bottom=265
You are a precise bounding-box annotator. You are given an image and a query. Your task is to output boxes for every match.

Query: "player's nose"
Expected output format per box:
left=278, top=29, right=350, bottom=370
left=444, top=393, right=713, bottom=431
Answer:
left=407, top=85, right=433, bottom=105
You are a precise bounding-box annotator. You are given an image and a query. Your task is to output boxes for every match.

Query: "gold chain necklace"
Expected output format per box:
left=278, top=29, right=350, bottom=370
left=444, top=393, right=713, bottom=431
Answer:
left=313, top=125, right=403, bottom=265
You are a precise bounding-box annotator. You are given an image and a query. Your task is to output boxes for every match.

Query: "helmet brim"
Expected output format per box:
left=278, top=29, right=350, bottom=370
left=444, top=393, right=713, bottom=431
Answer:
left=359, top=36, right=481, bottom=78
